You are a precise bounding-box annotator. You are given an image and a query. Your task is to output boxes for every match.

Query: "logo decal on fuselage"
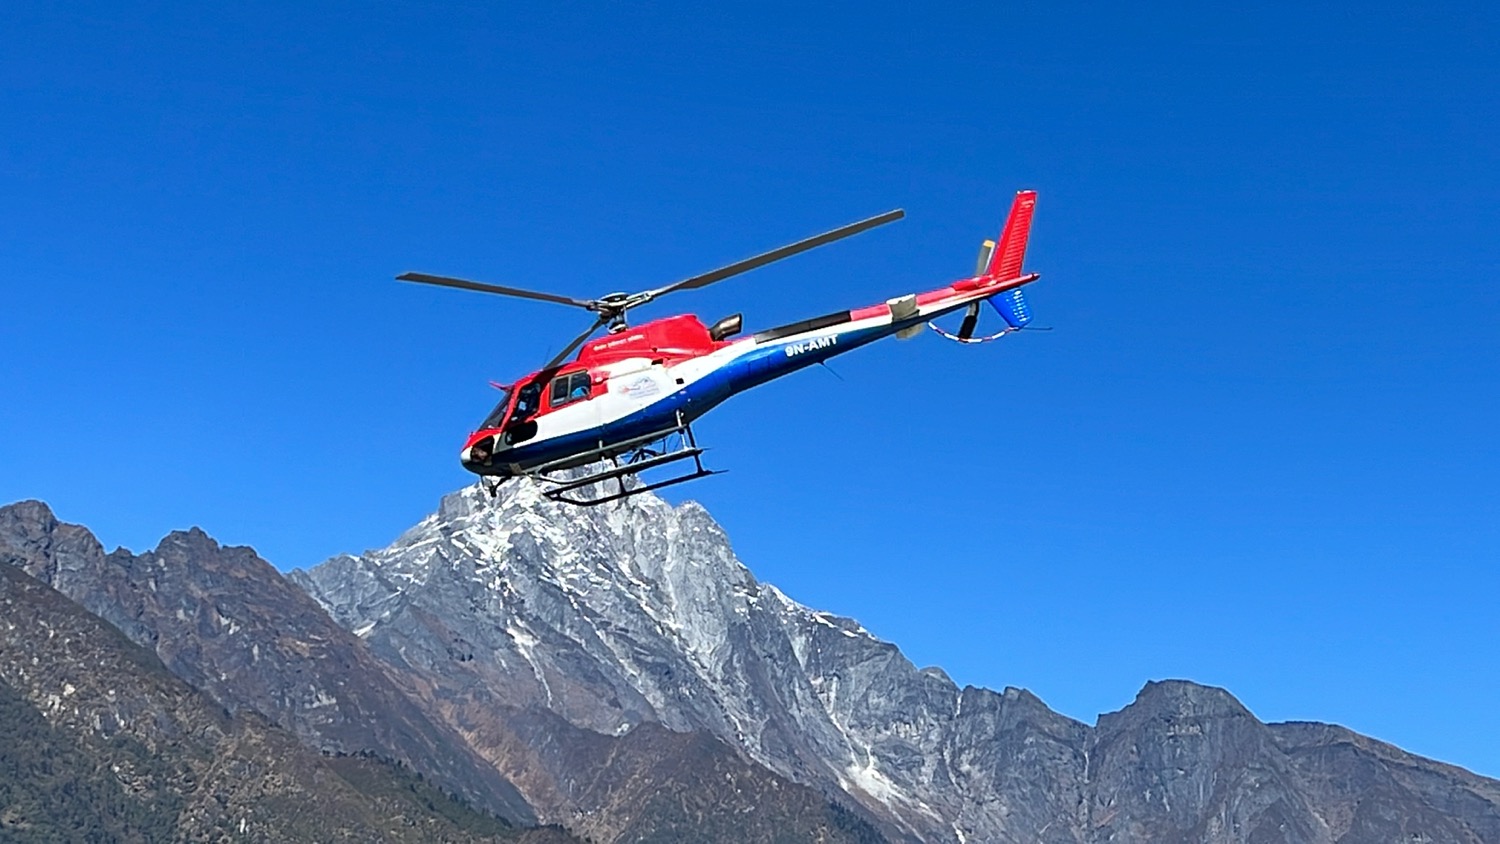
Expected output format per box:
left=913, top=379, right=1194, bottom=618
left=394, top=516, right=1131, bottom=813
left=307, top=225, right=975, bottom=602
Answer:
left=617, top=374, right=662, bottom=399
left=784, top=335, right=838, bottom=357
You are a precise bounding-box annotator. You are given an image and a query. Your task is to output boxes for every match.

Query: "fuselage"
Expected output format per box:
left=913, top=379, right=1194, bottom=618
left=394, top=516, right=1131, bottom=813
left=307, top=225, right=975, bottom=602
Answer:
left=460, top=270, right=1040, bottom=477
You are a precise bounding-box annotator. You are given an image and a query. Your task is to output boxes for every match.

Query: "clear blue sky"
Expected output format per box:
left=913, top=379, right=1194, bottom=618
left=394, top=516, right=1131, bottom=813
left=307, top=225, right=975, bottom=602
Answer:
left=4, top=1, right=1497, bottom=776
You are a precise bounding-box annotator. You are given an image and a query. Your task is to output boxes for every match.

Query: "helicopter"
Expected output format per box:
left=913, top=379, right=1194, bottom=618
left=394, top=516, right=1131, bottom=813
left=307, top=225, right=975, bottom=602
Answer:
left=399, top=189, right=1041, bottom=505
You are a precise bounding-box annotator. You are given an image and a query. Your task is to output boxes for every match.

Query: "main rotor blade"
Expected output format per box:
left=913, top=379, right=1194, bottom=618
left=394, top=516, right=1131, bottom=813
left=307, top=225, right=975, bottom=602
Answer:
left=396, top=272, right=593, bottom=309
left=539, top=314, right=611, bottom=373
left=643, top=208, right=905, bottom=300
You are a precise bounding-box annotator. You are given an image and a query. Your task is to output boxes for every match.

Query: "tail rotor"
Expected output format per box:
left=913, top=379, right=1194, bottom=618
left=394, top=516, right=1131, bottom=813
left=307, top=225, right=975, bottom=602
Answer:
left=929, top=190, right=1041, bottom=345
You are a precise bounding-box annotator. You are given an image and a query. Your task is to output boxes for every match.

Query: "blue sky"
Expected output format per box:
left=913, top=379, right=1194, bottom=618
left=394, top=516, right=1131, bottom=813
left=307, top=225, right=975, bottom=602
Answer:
left=4, top=2, right=1497, bottom=775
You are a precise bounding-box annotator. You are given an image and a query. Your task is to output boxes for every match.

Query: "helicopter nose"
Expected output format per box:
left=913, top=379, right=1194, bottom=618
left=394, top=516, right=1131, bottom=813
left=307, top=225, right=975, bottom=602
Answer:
left=461, top=434, right=497, bottom=470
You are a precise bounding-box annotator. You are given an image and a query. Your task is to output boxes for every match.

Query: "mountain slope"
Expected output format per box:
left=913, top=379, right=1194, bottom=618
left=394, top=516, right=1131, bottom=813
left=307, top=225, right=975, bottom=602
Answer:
left=0, top=498, right=888, bottom=844
left=296, top=481, right=1500, bottom=843
left=0, top=499, right=535, bottom=825
left=0, top=562, right=574, bottom=843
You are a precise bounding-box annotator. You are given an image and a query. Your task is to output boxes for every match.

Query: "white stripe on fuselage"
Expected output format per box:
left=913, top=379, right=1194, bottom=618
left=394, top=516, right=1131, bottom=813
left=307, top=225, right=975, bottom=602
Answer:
left=497, top=282, right=1006, bottom=452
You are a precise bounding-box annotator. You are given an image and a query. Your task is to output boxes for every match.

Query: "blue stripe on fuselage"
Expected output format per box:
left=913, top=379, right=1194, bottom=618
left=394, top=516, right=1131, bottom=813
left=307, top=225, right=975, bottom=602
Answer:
left=487, top=313, right=933, bottom=474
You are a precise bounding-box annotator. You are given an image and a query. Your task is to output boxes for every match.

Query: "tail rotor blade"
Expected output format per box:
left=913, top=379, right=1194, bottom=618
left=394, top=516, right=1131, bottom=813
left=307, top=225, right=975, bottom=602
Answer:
left=974, top=240, right=996, bottom=277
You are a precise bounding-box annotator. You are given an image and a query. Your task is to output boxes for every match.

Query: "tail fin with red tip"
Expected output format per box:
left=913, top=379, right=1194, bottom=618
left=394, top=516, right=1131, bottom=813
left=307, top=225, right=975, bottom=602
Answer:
left=983, top=190, right=1038, bottom=281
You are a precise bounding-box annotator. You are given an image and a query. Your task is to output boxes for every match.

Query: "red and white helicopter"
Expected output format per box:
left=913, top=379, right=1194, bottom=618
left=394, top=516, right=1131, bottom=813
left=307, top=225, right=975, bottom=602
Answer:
left=400, top=190, right=1041, bottom=505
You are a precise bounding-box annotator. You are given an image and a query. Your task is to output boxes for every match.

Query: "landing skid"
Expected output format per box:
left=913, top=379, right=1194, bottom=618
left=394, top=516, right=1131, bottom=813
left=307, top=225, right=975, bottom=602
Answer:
left=504, top=413, right=722, bottom=507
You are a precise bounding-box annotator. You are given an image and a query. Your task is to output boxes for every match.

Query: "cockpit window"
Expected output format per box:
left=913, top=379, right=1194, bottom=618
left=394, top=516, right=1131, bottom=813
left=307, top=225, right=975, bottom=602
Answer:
left=479, top=389, right=513, bottom=430
left=508, top=382, right=543, bottom=424
left=549, top=371, right=592, bottom=408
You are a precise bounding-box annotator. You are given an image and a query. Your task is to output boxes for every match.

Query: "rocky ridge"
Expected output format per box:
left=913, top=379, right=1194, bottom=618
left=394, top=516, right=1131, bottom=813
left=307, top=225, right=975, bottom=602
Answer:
left=294, top=480, right=1500, bottom=843
left=0, top=499, right=535, bottom=825
left=0, top=562, right=573, bottom=843
left=0, top=498, right=887, bottom=844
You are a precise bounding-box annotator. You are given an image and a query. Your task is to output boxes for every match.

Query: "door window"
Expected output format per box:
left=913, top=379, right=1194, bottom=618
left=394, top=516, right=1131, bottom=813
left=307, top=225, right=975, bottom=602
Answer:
left=549, top=371, right=592, bottom=407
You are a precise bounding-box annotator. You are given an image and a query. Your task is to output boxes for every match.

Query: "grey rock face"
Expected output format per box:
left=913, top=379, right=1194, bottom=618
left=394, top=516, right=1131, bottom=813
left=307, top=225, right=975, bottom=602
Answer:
left=1086, top=681, right=1326, bottom=842
left=0, top=562, right=577, bottom=843
left=297, top=482, right=1060, bottom=841
left=293, top=480, right=1500, bottom=843
left=0, top=499, right=535, bottom=825
left=8, top=482, right=1496, bottom=843
left=0, top=497, right=887, bottom=844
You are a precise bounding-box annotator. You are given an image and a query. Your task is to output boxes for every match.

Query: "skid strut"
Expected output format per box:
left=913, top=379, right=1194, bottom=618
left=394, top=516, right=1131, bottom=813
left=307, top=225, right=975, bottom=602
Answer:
left=525, top=412, right=721, bottom=506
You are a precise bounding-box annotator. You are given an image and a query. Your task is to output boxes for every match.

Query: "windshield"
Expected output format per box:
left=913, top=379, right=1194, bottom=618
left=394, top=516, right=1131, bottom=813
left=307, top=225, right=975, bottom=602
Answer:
left=479, top=389, right=512, bottom=430
left=510, top=382, right=542, bottom=422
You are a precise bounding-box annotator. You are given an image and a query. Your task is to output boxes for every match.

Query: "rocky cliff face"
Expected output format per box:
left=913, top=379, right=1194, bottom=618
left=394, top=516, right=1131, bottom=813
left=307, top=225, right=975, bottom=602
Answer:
left=294, top=481, right=1500, bottom=843
left=0, top=498, right=888, bottom=844
left=0, top=562, right=575, bottom=843
left=5, top=487, right=1498, bottom=843
left=0, top=499, right=534, bottom=825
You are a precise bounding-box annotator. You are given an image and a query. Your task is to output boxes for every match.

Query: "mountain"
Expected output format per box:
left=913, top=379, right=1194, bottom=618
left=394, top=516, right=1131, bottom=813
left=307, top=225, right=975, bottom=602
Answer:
left=0, top=499, right=887, bottom=844
left=0, top=498, right=534, bottom=826
left=5, top=487, right=1498, bottom=842
left=0, top=561, right=575, bottom=842
left=293, top=480, right=1500, bottom=843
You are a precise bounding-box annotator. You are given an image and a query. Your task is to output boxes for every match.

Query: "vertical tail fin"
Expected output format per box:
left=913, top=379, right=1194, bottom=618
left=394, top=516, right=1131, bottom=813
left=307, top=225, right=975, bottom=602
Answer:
left=983, top=190, right=1038, bottom=281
